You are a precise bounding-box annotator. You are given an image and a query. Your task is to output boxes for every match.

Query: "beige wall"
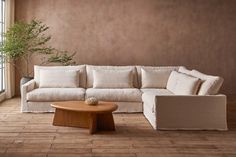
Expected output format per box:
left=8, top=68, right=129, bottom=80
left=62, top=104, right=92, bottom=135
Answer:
left=15, top=0, right=236, bottom=95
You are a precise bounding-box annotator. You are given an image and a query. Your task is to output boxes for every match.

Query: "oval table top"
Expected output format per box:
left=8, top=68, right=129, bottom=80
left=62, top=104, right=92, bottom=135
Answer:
left=51, top=101, right=118, bottom=113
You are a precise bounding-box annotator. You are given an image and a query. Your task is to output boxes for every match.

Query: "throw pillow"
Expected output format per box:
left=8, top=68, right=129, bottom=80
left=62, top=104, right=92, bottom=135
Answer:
left=93, top=69, right=133, bottom=88
left=141, top=68, right=173, bottom=88
left=167, top=71, right=201, bottom=95
left=39, top=70, right=79, bottom=88
left=178, top=66, right=192, bottom=75
left=190, top=70, right=224, bottom=95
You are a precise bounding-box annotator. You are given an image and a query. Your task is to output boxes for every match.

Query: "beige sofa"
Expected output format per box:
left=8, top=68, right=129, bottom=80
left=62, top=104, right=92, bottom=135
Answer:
left=21, top=65, right=227, bottom=130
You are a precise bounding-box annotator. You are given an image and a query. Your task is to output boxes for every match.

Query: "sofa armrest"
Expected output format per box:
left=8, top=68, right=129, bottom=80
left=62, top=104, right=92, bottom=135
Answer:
left=155, top=94, right=227, bottom=130
left=21, top=79, right=36, bottom=112
left=21, top=79, right=36, bottom=93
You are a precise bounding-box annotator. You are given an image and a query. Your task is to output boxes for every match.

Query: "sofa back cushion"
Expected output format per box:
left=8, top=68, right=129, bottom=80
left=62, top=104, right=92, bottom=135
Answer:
left=141, top=68, right=173, bottom=88
left=93, top=69, right=133, bottom=88
left=190, top=70, right=224, bottom=95
left=136, top=66, right=180, bottom=88
left=178, top=66, right=192, bottom=75
left=86, top=65, right=138, bottom=88
left=167, top=71, right=201, bottom=95
left=39, top=70, right=79, bottom=88
left=34, top=65, right=86, bottom=88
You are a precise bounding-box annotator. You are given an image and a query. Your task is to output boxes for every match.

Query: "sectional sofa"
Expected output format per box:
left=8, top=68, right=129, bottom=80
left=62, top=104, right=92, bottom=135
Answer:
left=21, top=65, right=227, bottom=130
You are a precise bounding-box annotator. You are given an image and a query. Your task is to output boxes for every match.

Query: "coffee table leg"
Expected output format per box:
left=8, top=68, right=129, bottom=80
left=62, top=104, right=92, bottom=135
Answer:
left=52, top=108, right=90, bottom=128
left=89, top=113, right=115, bottom=134
left=89, top=113, right=97, bottom=134
left=97, top=113, right=115, bottom=131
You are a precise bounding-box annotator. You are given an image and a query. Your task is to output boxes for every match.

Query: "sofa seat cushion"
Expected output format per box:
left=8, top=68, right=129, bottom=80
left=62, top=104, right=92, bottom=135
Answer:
left=142, top=89, right=174, bottom=113
left=141, top=89, right=174, bottom=95
left=27, top=88, right=85, bottom=102
left=86, top=88, right=142, bottom=102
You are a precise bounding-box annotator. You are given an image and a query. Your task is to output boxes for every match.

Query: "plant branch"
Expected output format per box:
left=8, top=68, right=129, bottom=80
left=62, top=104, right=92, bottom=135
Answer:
left=0, top=19, right=77, bottom=78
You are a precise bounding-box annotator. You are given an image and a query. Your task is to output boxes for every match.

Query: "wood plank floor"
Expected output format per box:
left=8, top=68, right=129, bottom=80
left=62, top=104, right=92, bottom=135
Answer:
left=0, top=96, right=236, bottom=157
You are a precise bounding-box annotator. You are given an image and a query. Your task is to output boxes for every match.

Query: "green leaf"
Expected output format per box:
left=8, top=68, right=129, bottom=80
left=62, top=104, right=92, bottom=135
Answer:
left=0, top=19, right=77, bottom=76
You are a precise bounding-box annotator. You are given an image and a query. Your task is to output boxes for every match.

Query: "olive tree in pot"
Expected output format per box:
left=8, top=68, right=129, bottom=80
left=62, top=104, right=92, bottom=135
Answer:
left=0, top=20, right=76, bottom=90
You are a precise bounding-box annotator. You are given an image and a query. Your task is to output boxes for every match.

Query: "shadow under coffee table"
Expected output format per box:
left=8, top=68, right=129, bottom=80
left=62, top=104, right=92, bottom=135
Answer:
left=51, top=101, right=118, bottom=134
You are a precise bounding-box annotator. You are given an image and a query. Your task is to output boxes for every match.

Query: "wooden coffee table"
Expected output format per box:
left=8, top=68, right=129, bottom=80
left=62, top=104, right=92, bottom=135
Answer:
left=51, top=101, right=118, bottom=134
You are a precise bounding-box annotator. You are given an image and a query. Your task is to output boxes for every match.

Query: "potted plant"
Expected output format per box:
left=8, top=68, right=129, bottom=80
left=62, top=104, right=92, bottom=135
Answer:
left=0, top=19, right=76, bottom=86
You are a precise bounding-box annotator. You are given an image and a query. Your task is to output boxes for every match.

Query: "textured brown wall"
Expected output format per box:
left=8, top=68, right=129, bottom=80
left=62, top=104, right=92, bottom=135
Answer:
left=15, top=0, right=236, bottom=95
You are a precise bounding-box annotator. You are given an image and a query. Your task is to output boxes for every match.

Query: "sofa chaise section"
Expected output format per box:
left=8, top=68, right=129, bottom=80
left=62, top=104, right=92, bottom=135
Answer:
left=143, top=94, right=227, bottom=130
left=142, top=89, right=174, bottom=129
left=142, top=67, right=227, bottom=130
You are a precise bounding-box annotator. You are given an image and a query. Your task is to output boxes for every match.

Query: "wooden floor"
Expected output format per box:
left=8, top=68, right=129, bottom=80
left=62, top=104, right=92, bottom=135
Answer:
left=0, top=97, right=236, bottom=157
